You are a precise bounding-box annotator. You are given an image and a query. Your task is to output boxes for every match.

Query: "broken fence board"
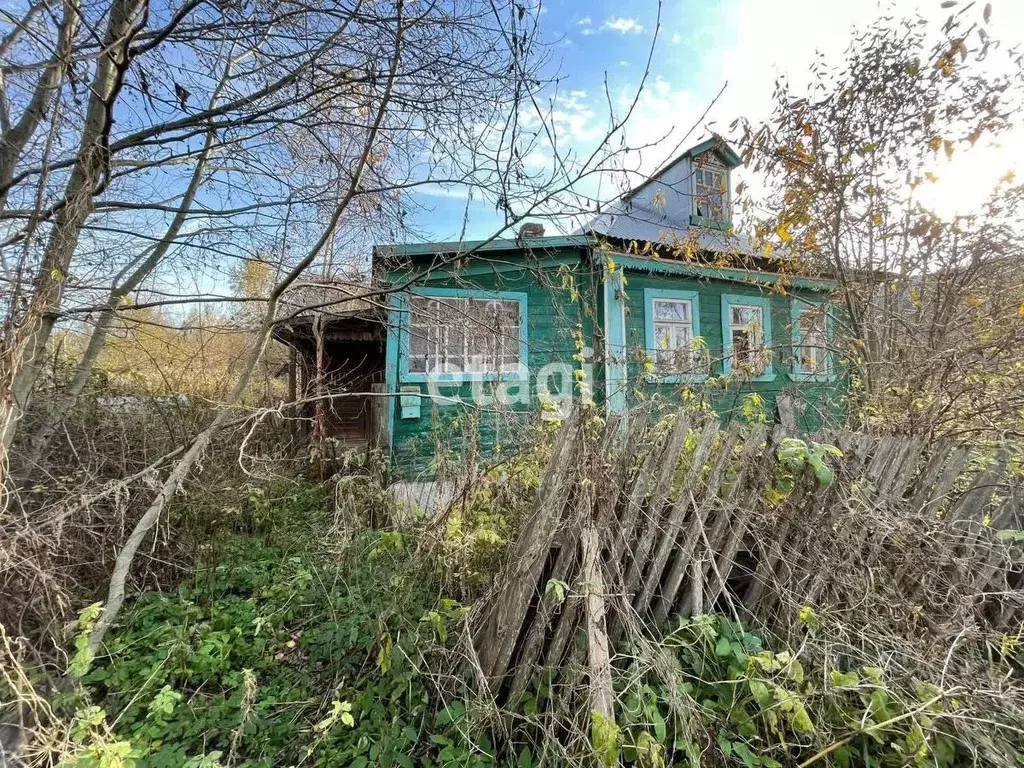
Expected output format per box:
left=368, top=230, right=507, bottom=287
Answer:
left=653, top=421, right=748, bottom=623
left=582, top=527, right=614, bottom=726
left=471, top=409, right=1024, bottom=709
left=475, top=412, right=581, bottom=684
left=621, top=416, right=694, bottom=597
left=634, top=419, right=720, bottom=617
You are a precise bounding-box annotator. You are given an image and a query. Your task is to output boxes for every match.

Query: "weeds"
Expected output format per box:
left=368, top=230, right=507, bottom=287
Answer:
left=6, top=415, right=1024, bottom=767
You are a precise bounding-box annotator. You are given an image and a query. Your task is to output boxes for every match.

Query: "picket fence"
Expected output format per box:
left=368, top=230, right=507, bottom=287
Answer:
left=470, top=408, right=1024, bottom=711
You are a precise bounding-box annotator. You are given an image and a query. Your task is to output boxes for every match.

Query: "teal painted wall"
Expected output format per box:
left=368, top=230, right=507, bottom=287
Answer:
left=618, top=269, right=846, bottom=432
left=387, top=251, right=598, bottom=479
left=385, top=247, right=846, bottom=479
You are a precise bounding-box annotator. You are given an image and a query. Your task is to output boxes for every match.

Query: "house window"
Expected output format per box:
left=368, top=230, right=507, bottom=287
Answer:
left=728, top=305, right=765, bottom=369
left=644, top=289, right=706, bottom=380
left=407, top=293, right=523, bottom=377
left=653, top=298, right=694, bottom=372
left=793, top=304, right=830, bottom=378
left=722, top=294, right=773, bottom=379
left=694, top=160, right=727, bottom=221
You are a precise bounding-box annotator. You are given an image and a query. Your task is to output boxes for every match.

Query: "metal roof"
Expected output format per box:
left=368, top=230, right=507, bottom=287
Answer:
left=580, top=208, right=756, bottom=256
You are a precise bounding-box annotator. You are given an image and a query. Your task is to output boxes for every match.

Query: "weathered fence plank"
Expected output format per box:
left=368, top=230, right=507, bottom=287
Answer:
left=653, top=421, right=748, bottom=622
left=474, top=411, right=581, bottom=686
left=634, top=419, right=719, bottom=617
left=582, top=526, right=614, bottom=726
left=622, top=416, right=694, bottom=596
left=471, top=407, right=1024, bottom=709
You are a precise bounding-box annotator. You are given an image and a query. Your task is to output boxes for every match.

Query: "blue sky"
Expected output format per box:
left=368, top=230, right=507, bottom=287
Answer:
left=407, top=0, right=1024, bottom=243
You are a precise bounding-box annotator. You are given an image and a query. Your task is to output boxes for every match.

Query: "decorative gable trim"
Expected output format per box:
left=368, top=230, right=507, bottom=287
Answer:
left=683, top=135, right=742, bottom=169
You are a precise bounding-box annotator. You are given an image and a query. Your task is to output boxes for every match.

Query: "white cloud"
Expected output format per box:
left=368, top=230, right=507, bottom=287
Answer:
left=577, top=16, right=591, bottom=26
left=606, top=77, right=702, bottom=186
left=521, top=150, right=550, bottom=171
left=414, top=185, right=473, bottom=203
left=550, top=91, right=603, bottom=144
left=602, top=17, right=645, bottom=35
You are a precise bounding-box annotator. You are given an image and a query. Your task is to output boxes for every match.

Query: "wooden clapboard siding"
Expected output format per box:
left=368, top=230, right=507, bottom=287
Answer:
left=620, top=269, right=845, bottom=433
left=388, top=251, right=594, bottom=478
left=384, top=241, right=845, bottom=479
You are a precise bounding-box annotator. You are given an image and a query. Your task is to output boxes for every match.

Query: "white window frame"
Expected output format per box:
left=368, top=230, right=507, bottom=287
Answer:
left=721, top=294, right=774, bottom=381
left=643, top=288, right=707, bottom=382
left=792, top=302, right=833, bottom=381
left=691, top=155, right=729, bottom=223
left=402, top=289, right=527, bottom=382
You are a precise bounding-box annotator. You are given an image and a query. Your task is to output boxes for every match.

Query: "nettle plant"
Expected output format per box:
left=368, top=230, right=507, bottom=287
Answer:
left=64, top=493, right=494, bottom=768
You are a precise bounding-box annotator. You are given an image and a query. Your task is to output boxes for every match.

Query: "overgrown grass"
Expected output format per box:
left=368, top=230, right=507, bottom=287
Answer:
left=10, top=457, right=1023, bottom=767
left=63, top=481, right=502, bottom=767
left=607, top=614, right=1020, bottom=768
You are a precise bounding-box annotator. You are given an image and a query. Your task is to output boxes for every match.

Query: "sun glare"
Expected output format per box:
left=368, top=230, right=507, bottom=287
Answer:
left=919, top=136, right=1024, bottom=219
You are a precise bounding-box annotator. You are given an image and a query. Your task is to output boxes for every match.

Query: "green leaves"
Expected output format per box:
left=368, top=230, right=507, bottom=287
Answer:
left=73, top=487, right=496, bottom=768
left=774, top=685, right=814, bottom=733
left=376, top=629, right=393, bottom=674
left=773, top=438, right=843, bottom=499
left=649, top=615, right=974, bottom=767
left=829, top=670, right=861, bottom=688
left=68, top=602, right=104, bottom=679
left=544, top=577, right=569, bottom=604
left=741, top=392, right=767, bottom=424
left=313, top=700, right=354, bottom=732
left=591, top=710, right=621, bottom=768
left=797, top=605, right=819, bottom=630
left=147, top=686, right=182, bottom=719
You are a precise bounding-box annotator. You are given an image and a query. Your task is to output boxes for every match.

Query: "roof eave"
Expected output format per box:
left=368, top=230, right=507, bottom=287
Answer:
left=373, top=234, right=597, bottom=259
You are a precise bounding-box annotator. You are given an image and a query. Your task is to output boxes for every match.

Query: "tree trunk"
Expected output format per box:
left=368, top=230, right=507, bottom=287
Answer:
left=88, top=11, right=406, bottom=654
left=0, top=0, right=145, bottom=494
left=22, top=62, right=228, bottom=470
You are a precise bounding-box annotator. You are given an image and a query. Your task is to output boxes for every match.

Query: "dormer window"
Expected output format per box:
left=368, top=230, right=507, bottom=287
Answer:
left=693, top=156, right=728, bottom=223
left=581, top=136, right=740, bottom=236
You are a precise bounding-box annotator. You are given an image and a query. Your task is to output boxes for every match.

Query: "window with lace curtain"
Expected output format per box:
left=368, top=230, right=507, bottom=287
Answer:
left=406, top=293, right=524, bottom=378
left=643, top=288, right=708, bottom=381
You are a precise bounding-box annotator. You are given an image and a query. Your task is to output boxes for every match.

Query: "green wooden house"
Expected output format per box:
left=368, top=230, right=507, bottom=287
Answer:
left=278, top=138, right=845, bottom=479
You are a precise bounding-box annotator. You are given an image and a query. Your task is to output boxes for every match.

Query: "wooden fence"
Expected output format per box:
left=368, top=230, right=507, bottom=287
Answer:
left=471, top=408, right=1024, bottom=712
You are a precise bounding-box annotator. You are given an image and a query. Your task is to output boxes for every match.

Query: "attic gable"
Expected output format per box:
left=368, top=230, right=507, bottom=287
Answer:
left=681, top=136, right=742, bottom=169
left=577, top=136, right=748, bottom=252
